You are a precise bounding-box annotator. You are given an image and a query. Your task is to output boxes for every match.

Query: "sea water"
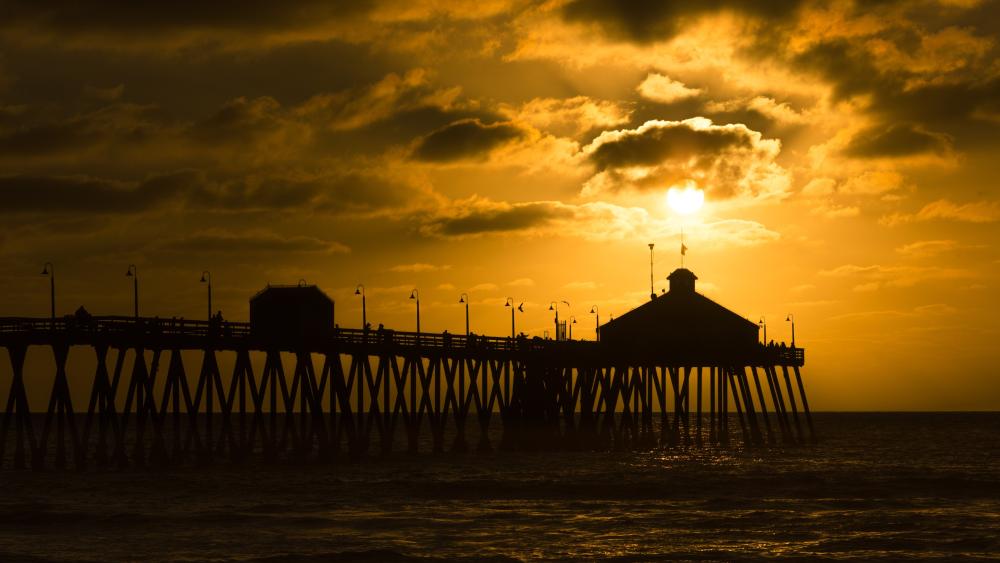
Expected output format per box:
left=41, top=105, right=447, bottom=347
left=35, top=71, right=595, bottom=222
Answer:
left=0, top=413, right=996, bottom=561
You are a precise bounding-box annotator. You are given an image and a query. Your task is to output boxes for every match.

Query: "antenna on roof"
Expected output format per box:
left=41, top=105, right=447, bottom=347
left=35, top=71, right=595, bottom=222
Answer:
left=648, top=243, right=656, bottom=301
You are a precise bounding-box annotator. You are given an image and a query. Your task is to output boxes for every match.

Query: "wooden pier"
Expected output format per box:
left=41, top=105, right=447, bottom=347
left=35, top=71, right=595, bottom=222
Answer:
left=0, top=315, right=813, bottom=469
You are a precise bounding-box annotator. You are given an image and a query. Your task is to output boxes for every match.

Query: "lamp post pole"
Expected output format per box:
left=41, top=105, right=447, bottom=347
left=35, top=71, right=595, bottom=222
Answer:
left=41, top=262, right=55, bottom=322
left=200, top=271, right=212, bottom=321
left=459, top=293, right=469, bottom=336
left=126, top=264, right=138, bottom=319
left=759, top=316, right=767, bottom=345
left=505, top=298, right=521, bottom=338
left=355, top=285, right=366, bottom=330
left=786, top=313, right=795, bottom=347
left=569, top=316, right=576, bottom=340
left=409, top=289, right=420, bottom=334
left=589, top=305, right=600, bottom=341
left=548, top=300, right=569, bottom=341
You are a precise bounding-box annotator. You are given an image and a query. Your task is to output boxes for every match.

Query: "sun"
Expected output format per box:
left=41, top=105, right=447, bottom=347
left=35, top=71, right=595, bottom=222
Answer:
left=666, top=184, right=705, bottom=215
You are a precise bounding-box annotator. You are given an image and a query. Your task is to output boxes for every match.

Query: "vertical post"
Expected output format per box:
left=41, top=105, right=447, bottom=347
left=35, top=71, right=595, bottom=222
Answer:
left=719, top=366, right=728, bottom=445
left=696, top=366, right=703, bottom=445
left=727, top=368, right=749, bottom=446
left=506, top=298, right=518, bottom=339
left=355, top=285, right=366, bottom=331
left=792, top=366, right=815, bottom=442
left=410, top=289, right=420, bottom=340
left=648, top=243, right=655, bottom=300
left=750, top=366, right=774, bottom=444
left=765, top=364, right=792, bottom=443
left=708, top=366, right=716, bottom=444
left=554, top=306, right=559, bottom=341
left=42, top=262, right=55, bottom=321
left=465, top=300, right=469, bottom=336
left=781, top=365, right=803, bottom=443
left=126, top=264, right=139, bottom=319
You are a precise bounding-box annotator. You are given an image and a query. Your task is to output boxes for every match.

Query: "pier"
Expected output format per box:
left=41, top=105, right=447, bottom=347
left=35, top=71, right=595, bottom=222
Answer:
left=0, top=268, right=814, bottom=469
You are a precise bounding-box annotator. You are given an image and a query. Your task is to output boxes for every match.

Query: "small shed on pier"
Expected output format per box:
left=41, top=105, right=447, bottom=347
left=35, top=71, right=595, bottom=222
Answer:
left=250, top=284, right=334, bottom=345
left=600, top=268, right=758, bottom=360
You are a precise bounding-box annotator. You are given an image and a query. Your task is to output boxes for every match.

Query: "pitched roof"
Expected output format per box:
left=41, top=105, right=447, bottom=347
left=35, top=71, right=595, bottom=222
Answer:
left=603, top=288, right=757, bottom=332
left=250, top=284, right=333, bottom=304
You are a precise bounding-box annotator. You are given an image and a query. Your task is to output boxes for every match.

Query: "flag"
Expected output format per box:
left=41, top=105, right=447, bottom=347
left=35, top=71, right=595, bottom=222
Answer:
left=681, top=243, right=688, bottom=255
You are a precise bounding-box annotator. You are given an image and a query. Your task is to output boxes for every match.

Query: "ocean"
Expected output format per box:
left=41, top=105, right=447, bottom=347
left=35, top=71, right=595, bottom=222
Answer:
left=0, top=413, right=996, bottom=561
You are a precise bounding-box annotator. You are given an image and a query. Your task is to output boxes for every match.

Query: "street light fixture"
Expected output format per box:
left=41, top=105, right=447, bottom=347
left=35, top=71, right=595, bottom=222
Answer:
left=125, top=264, right=138, bottom=319
left=759, top=316, right=767, bottom=345
left=505, top=297, right=523, bottom=338
left=589, top=306, right=600, bottom=342
left=200, top=271, right=212, bottom=322
left=355, top=284, right=367, bottom=330
left=569, top=316, right=577, bottom=340
left=41, top=262, right=55, bottom=321
left=409, top=289, right=420, bottom=334
left=459, top=293, right=469, bottom=336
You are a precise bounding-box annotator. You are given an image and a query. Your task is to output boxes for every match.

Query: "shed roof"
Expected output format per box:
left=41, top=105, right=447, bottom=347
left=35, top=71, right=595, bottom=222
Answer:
left=250, top=284, right=333, bottom=304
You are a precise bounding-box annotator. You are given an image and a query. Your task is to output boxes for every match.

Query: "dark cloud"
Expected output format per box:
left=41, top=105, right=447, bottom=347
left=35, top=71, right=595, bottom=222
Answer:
left=0, top=1, right=372, bottom=36
left=0, top=173, right=186, bottom=213
left=586, top=119, right=757, bottom=171
left=791, top=39, right=884, bottom=102
left=0, top=170, right=420, bottom=216
left=423, top=201, right=560, bottom=236
left=790, top=37, right=1000, bottom=147
left=411, top=119, right=531, bottom=162
left=562, top=0, right=805, bottom=43
left=195, top=174, right=420, bottom=215
left=844, top=123, right=952, bottom=158
left=580, top=118, right=786, bottom=198
left=158, top=230, right=348, bottom=255
left=0, top=103, right=167, bottom=158
left=188, top=96, right=284, bottom=145
left=0, top=39, right=395, bottom=118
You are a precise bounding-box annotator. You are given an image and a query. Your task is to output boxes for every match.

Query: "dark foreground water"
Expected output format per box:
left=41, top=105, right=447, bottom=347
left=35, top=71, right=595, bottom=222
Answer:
left=0, top=413, right=997, bottom=561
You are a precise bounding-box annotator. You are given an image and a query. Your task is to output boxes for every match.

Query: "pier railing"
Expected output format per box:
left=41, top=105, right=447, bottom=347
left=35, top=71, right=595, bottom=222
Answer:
left=0, top=316, right=803, bottom=365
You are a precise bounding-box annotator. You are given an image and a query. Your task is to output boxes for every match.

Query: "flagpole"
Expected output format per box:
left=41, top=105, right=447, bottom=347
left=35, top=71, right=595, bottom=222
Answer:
left=648, top=243, right=655, bottom=300
left=681, top=227, right=685, bottom=268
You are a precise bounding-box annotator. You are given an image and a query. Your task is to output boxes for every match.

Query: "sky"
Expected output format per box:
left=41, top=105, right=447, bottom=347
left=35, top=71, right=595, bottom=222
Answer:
left=0, top=0, right=998, bottom=410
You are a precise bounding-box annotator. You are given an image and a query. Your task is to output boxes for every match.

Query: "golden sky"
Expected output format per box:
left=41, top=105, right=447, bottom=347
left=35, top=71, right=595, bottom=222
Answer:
left=0, top=0, right=998, bottom=409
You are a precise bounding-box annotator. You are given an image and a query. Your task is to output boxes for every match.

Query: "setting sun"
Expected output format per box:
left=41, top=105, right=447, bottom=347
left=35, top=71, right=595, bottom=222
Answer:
left=666, top=184, right=705, bottom=215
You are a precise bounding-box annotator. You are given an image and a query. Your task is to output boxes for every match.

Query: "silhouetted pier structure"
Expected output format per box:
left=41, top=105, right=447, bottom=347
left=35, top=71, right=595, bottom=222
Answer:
left=0, top=271, right=814, bottom=469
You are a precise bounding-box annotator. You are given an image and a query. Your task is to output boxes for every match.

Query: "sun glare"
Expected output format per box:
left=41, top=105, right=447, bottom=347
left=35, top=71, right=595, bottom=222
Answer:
left=666, top=185, right=705, bottom=215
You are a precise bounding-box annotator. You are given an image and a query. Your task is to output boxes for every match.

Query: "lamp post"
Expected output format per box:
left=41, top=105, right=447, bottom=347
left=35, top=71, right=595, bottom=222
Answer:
left=569, top=316, right=577, bottom=340
left=759, top=316, right=767, bottom=345
left=589, top=305, right=600, bottom=342
left=459, top=293, right=469, bottom=336
left=505, top=297, right=522, bottom=338
left=200, top=271, right=212, bottom=321
left=125, top=264, right=138, bottom=319
left=41, top=262, right=55, bottom=321
left=409, top=289, right=420, bottom=334
left=355, top=284, right=366, bottom=330
left=549, top=300, right=569, bottom=341
left=786, top=313, right=795, bottom=347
